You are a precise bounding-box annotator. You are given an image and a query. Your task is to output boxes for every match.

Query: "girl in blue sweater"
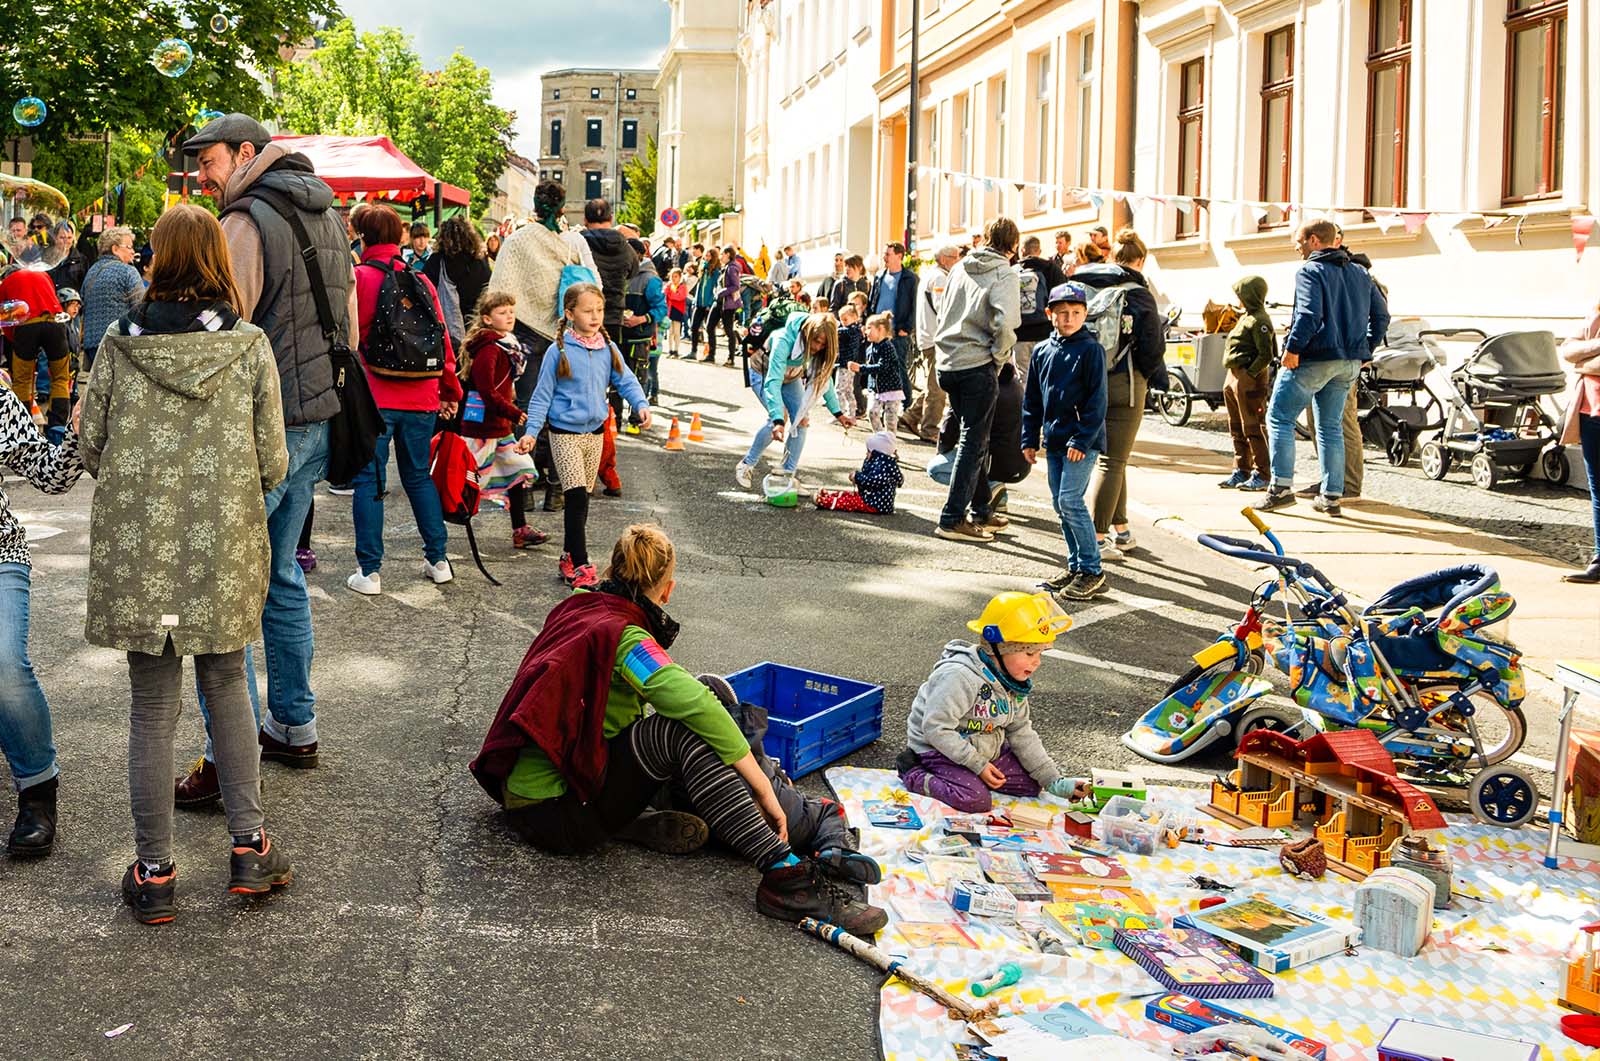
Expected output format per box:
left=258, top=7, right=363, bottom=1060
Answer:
left=519, top=284, right=650, bottom=589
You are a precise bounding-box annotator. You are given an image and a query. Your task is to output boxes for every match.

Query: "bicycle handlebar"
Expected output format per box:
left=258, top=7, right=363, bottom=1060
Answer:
left=1197, top=533, right=1305, bottom=570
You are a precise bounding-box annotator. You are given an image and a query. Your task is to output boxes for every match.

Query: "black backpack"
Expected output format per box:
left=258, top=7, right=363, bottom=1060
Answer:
left=359, top=259, right=446, bottom=380
left=1015, top=262, right=1048, bottom=329
left=746, top=295, right=805, bottom=353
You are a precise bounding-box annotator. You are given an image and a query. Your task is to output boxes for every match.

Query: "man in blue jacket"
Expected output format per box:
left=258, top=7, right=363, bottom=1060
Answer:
left=1259, top=220, right=1389, bottom=517
left=867, top=242, right=921, bottom=377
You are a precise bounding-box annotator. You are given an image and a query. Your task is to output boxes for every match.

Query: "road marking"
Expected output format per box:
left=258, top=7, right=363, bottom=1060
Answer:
left=22, top=523, right=63, bottom=541
left=1057, top=591, right=1176, bottom=632
left=1044, top=648, right=1179, bottom=685
left=1510, top=751, right=1556, bottom=773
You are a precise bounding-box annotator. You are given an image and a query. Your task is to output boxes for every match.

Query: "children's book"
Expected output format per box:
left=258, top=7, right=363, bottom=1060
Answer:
left=1113, top=926, right=1275, bottom=999
left=1174, top=895, right=1358, bottom=972
left=910, top=834, right=975, bottom=862
left=865, top=800, right=923, bottom=830
left=1045, top=883, right=1157, bottom=915
left=892, top=921, right=978, bottom=950
left=978, top=851, right=1051, bottom=901
left=1022, top=851, right=1132, bottom=888
left=1072, top=902, right=1166, bottom=949
left=922, top=854, right=983, bottom=887
left=942, top=814, right=995, bottom=839
left=981, top=825, right=1052, bottom=851
left=890, top=894, right=958, bottom=923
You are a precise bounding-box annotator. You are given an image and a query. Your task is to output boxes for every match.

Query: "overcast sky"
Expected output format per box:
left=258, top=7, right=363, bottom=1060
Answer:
left=335, top=0, right=671, bottom=158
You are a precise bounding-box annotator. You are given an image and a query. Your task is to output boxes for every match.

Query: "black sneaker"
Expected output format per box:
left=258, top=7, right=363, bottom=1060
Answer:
left=1294, top=484, right=1320, bottom=499
left=228, top=836, right=294, bottom=895
left=1257, top=487, right=1297, bottom=511
left=756, top=859, right=888, bottom=935
left=1040, top=568, right=1075, bottom=593
left=615, top=810, right=710, bottom=855
left=812, top=846, right=883, bottom=886
left=122, top=861, right=177, bottom=925
left=1312, top=494, right=1342, bottom=517
left=1059, top=572, right=1109, bottom=600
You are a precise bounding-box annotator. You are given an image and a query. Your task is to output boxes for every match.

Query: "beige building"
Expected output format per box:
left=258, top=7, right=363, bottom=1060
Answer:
left=656, top=0, right=743, bottom=230
left=485, top=154, right=541, bottom=226
left=536, top=67, right=660, bottom=227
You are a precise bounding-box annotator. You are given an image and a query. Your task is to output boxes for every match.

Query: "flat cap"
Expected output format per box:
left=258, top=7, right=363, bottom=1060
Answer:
left=182, top=112, right=270, bottom=153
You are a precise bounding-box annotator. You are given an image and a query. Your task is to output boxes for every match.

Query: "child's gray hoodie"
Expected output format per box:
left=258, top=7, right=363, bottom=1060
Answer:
left=904, top=640, right=1062, bottom=785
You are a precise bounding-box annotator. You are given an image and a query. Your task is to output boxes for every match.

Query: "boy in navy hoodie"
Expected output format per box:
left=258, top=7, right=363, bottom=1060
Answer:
left=1021, top=282, right=1108, bottom=600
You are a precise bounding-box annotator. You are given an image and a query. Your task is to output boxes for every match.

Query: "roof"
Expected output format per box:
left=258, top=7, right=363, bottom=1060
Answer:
left=269, top=135, right=471, bottom=206
left=540, top=67, right=659, bottom=78
left=1237, top=728, right=1447, bottom=831
left=1303, top=730, right=1399, bottom=775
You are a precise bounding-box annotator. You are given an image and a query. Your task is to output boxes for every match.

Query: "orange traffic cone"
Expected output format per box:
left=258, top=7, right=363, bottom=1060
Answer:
left=687, top=413, right=705, bottom=442
left=663, top=417, right=685, bottom=451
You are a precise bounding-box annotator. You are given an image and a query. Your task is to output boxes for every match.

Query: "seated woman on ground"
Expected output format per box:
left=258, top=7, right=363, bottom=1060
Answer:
left=469, top=523, right=886, bottom=934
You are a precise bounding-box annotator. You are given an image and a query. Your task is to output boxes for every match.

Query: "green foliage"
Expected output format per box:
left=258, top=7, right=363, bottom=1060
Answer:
left=681, top=194, right=732, bottom=221
left=273, top=20, right=515, bottom=211
left=617, top=137, right=657, bottom=236
left=0, top=0, right=337, bottom=144
left=30, top=131, right=171, bottom=230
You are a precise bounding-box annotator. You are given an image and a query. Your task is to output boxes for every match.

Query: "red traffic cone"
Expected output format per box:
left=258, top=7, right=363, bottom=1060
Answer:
left=663, top=417, right=685, bottom=451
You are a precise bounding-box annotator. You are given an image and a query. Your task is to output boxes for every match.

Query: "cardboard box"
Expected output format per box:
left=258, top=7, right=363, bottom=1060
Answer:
left=1566, top=728, right=1600, bottom=844
left=947, top=879, right=1019, bottom=917
left=1376, top=1018, right=1538, bottom=1061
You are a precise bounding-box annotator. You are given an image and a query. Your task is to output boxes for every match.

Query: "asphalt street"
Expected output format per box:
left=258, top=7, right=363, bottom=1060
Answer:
left=0, top=355, right=1576, bottom=1059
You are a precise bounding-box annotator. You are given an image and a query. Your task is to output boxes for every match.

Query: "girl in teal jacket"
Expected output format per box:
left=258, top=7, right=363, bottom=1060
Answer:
left=734, top=313, right=857, bottom=489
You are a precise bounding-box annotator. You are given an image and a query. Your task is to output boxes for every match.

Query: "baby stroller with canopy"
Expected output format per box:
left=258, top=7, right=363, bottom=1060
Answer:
left=1356, top=321, right=1450, bottom=467
left=1418, top=328, right=1570, bottom=489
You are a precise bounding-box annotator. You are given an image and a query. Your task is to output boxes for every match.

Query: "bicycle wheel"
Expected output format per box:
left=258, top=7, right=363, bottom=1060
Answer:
left=1416, top=684, right=1526, bottom=766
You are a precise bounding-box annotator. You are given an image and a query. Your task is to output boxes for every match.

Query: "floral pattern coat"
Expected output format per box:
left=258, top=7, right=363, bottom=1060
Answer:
left=80, top=319, right=289, bottom=655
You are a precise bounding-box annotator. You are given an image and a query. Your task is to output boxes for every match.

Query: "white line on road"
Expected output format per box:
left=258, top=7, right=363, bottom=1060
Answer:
left=1044, top=647, right=1179, bottom=685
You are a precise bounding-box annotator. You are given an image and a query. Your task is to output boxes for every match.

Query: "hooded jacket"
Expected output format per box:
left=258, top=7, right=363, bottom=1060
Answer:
left=217, top=142, right=360, bottom=426
left=80, top=303, right=289, bottom=656
left=1284, top=247, right=1391, bottom=363
left=1022, top=326, right=1108, bottom=455
left=1225, top=276, right=1278, bottom=375
left=904, top=640, right=1062, bottom=786
left=580, top=226, right=639, bottom=334
left=1071, top=262, right=1166, bottom=387
left=932, top=247, right=1022, bottom=374
left=1013, top=255, right=1069, bottom=343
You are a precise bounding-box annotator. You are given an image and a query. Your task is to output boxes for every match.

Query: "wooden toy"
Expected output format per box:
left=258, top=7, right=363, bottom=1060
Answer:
left=1062, top=810, right=1095, bottom=839
left=1376, top=1018, right=1538, bottom=1061
left=1354, top=867, right=1433, bottom=956
left=1560, top=922, right=1600, bottom=1015
left=1206, top=729, right=1447, bottom=880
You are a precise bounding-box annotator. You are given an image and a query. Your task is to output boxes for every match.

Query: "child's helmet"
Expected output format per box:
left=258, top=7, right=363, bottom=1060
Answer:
left=967, top=592, right=1073, bottom=649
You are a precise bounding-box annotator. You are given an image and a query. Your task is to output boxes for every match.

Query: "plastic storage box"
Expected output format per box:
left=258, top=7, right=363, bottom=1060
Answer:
left=1098, top=796, right=1192, bottom=855
left=725, top=662, right=883, bottom=778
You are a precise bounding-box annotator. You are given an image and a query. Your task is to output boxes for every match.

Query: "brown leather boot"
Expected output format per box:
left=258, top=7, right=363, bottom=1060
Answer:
left=174, top=757, right=221, bottom=808
left=259, top=730, right=319, bottom=769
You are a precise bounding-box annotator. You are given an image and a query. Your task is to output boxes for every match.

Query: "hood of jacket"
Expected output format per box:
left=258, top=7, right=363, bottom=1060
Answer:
left=121, top=302, right=251, bottom=401
left=1233, top=275, right=1269, bottom=313
left=219, top=143, right=332, bottom=214
left=959, top=247, right=1011, bottom=279
left=938, top=639, right=989, bottom=677
left=582, top=226, right=631, bottom=263
left=1019, top=255, right=1054, bottom=274
left=1310, top=247, right=1353, bottom=268
left=1072, top=262, right=1146, bottom=290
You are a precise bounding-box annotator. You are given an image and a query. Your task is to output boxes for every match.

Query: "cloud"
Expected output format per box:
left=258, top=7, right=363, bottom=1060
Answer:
left=334, top=0, right=669, bottom=157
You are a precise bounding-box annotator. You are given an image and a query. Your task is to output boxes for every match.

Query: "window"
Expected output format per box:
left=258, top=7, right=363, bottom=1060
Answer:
left=553, top=89, right=560, bottom=100
left=550, top=119, right=562, bottom=157
left=1503, top=0, right=1566, bottom=201
left=626, top=88, right=637, bottom=101
left=992, top=77, right=1007, bottom=214
left=1366, top=0, right=1411, bottom=208
left=922, top=105, right=940, bottom=235
left=587, top=119, right=603, bottom=148
left=620, top=172, right=630, bottom=200
left=622, top=120, right=638, bottom=150
left=552, top=169, right=562, bottom=186
left=1076, top=33, right=1095, bottom=188
left=1032, top=50, right=1053, bottom=211
left=1176, top=58, right=1204, bottom=238
left=956, top=93, right=973, bottom=228
left=590, top=87, right=601, bottom=100
left=584, top=171, right=602, bottom=200
left=1259, top=27, right=1294, bottom=227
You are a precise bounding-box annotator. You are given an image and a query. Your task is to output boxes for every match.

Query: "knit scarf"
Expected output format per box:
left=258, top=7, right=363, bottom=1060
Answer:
left=982, top=648, right=1034, bottom=697
left=597, top=578, right=680, bottom=649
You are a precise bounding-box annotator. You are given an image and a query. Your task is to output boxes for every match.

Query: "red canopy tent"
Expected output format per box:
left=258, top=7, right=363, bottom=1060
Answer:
left=270, top=135, right=471, bottom=220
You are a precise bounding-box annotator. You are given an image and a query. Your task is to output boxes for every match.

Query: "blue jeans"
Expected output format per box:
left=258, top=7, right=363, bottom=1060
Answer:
left=352, top=408, right=448, bottom=573
left=0, top=564, right=56, bottom=791
left=937, top=363, right=998, bottom=528
left=1266, top=359, right=1360, bottom=495
left=1047, top=449, right=1102, bottom=575
left=743, top=378, right=810, bottom=474
left=199, top=421, right=327, bottom=757
left=1581, top=413, right=1600, bottom=557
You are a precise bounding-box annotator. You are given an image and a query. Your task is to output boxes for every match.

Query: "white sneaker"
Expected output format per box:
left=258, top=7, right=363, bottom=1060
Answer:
left=345, top=570, right=381, bottom=595
left=734, top=461, right=755, bottom=489
left=422, top=559, right=454, bottom=584
left=1097, top=538, right=1125, bottom=561
left=326, top=486, right=355, bottom=496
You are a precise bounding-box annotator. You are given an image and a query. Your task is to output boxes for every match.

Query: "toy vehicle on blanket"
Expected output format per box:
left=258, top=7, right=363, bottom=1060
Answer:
left=1120, top=508, right=1535, bottom=826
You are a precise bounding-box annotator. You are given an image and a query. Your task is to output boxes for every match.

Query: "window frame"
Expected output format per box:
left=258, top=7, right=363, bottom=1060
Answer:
left=622, top=119, right=638, bottom=150
left=1500, top=0, right=1566, bottom=203
left=625, top=88, right=637, bottom=101
left=1075, top=32, right=1095, bottom=189
left=590, top=87, right=601, bottom=100
left=584, top=170, right=602, bottom=200
left=1364, top=0, right=1411, bottom=209
left=1257, top=26, right=1295, bottom=229
left=1032, top=49, right=1053, bottom=213
left=1175, top=58, right=1205, bottom=238
left=957, top=91, right=973, bottom=230
left=587, top=118, right=603, bottom=149
left=550, top=118, right=562, bottom=157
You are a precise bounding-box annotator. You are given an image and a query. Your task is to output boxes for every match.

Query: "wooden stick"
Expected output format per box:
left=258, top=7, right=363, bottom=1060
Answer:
left=797, top=917, right=994, bottom=1022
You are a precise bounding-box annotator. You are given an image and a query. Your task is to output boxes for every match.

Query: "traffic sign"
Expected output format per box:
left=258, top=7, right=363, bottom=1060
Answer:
left=660, top=207, right=682, bottom=227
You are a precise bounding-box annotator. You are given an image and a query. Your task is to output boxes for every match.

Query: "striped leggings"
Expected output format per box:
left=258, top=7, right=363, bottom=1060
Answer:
left=508, top=713, right=789, bottom=868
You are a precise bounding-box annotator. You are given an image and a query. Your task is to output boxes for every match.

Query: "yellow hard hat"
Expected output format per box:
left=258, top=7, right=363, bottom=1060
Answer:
left=967, top=592, right=1073, bottom=646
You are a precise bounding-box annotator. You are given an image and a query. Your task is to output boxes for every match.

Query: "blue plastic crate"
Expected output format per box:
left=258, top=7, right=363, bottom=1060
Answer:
left=725, top=662, right=883, bottom=778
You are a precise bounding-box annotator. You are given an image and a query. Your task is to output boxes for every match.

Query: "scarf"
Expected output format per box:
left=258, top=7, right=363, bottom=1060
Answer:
left=570, top=329, right=606, bottom=350
left=982, top=648, right=1034, bottom=697
left=597, top=578, right=680, bottom=649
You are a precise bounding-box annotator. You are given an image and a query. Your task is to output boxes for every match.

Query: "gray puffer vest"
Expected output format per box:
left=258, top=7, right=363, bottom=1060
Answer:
left=227, top=164, right=351, bottom=425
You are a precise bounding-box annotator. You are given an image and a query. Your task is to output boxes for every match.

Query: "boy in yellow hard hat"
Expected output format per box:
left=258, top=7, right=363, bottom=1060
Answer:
left=896, top=592, right=1089, bottom=812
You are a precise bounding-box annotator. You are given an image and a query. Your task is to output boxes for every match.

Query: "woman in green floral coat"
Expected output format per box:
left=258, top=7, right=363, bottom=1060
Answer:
left=79, top=204, right=295, bottom=924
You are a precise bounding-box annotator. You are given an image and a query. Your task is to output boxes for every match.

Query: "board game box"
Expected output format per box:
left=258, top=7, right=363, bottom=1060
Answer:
left=1174, top=895, right=1358, bottom=972
left=1113, top=926, right=1275, bottom=999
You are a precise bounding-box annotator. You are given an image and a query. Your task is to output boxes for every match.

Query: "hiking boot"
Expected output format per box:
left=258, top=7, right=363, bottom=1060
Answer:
left=1239, top=473, right=1269, bottom=491
left=734, top=461, right=755, bottom=489
left=615, top=810, right=710, bottom=855
left=1218, top=471, right=1248, bottom=489
left=512, top=526, right=548, bottom=549
left=228, top=835, right=294, bottom=895
left=570, top=564, right=600, bottom=590
left=935, top=520, right=995, bottom=543
left=174, top=757, right=221, bottom=808
left=696, top=673, right=737, bottom=709
left=295, top=548, right=317, bottom=573
left=756, top=859, right=888, bottom=936
left=558, top=552, right=577, bottom=585
left=1257, top=486, right=1297, bottom=511
left=975, top=513, right=1010, bottom=533
left=259, top=730, right=319, bottom=769
left=1040, top=568, right=1075, bottom=593
left=1059, top=572, right=1109, bottom=600
left=1564, top=557, right=1600, bottom=584
left=122, top=861, right=177, bottom=924
left=1312, top=494, right=1343, bottom=517
left=812, top=846, right=882, bottom=886
left=7, top=776, right=57, bottom=857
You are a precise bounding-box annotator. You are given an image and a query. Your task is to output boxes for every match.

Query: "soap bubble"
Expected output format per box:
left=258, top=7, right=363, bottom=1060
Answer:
left=208, top=13, right=230, bottom=33
left=11, top=97, right=46, bottom=127
left=192, top=108, right=224, bottom=129
left=150, top=39, right=194, bottom=78
left=0, top=301, right=31, bottom=324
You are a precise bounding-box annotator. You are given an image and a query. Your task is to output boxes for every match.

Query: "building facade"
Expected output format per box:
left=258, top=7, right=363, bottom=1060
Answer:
left=1128, top=0, right=1599, bottom=332
left=537, top=67, right=660, bottom=227
left=655, top=0, right=743, bottom=234
left=486, top=153, right=541, bottom=226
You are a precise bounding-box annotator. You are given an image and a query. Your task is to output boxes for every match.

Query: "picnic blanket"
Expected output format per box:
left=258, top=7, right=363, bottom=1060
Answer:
left=825, top=766, right=1597, bottom=1060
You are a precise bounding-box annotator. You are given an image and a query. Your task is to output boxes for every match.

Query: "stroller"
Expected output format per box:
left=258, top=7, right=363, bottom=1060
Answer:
left=1418, top=328, right=1570, bottom=489
left=1121, top=508, right=1537, bottom=827
left=1356, top=321, right=1449, bottom=467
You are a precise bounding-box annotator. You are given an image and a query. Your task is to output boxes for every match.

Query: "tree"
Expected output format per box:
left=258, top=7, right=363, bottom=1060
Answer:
left=682, top=194, right=733, bottom=221
left=30, top=131, right=170, bottom=231
left=274, top=21, right=515, bottom=211
left=1, top=0, right=337, bottom=145
left=617, top=137, right=657, bottom=236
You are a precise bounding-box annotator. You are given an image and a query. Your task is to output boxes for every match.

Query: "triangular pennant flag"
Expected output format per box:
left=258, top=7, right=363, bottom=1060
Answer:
left=1111, top=191, right=1127, bottom=204
left=1247, top=203, right=1270, bottom=225
left=1128, top=194, right=1147, bottom=211
left=982, top=178, right=995, bottom=194
left=1089, top=192, right=1104, bottom=211
left=1276, top=202, right=1291, bottom=217
left=1481, top=214, right=1512, bottom=229
left=1401, top=212, right=1428, bottom=234
left=1193, top=197, right=1210, bottom=212
left=1372, top=211, right=1401, bottom=233
left=1574, top=214, right=1597, bottom=262
left=1172, top=197, right=1194, bottom=217
left=1013, top=182, right=1026, bottom=193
